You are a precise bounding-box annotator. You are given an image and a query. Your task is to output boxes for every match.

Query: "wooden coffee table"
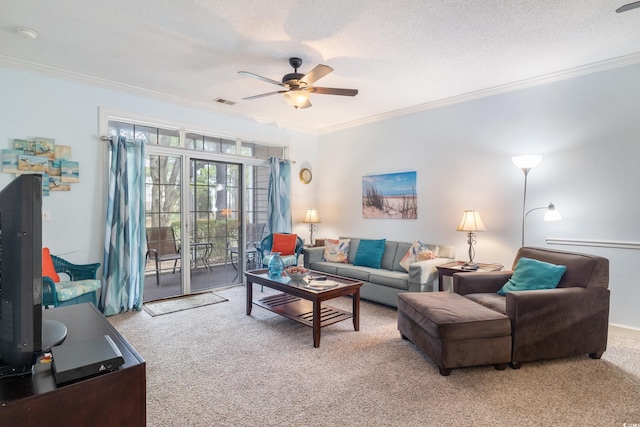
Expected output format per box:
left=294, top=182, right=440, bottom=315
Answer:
left=245, top=269, right=363, bottom=348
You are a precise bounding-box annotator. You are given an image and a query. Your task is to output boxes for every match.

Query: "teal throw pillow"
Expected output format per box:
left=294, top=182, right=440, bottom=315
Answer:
left=353, top=239, right=386, bottom=269
left=498, top=257, right=567, bottom=295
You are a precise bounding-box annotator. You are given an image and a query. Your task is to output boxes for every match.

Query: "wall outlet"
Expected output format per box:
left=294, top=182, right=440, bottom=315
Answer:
left=42, top=209, right=52, bottom=222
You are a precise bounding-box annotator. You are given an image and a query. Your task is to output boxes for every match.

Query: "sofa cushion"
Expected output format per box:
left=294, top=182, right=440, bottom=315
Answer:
left=392, top=242, right=412, bottom=272
left=336, top=265, right=372, bottom=281
left=514, top=247, right=608, bottom=289
left=354, top=239, right=386, bottom=269
left=309, top=261, right=339, bottom=275
left=346, top=238, right=361, bottom=264
left=498, top=257, right=567, bottom=295
left=263, top=253, right=298, bottom=268
left=369, top=270, right=410, bottom=290
left=55, top=279, right=101, bottom=302
left=380, top=241, right=398, bottom=271
left=464, top=293, right=507, bottom=315
left=323, top=239, right=350, bottom=263
left=397, top=292, right=510, bottom=341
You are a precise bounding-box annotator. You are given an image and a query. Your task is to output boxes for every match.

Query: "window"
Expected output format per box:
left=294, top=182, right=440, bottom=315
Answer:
left=110, top=120, right=285, bottom=160
left=109, top=121, right=179, bottom=146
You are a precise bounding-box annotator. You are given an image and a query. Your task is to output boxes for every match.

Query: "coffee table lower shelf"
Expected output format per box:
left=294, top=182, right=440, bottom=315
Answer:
left=255, top=293, right=353, bottom=328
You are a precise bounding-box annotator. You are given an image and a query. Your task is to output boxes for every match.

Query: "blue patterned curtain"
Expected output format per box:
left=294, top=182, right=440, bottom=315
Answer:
left=267, top=157, right=292, bottom=233
left=101, top=136, right=146, bottom=316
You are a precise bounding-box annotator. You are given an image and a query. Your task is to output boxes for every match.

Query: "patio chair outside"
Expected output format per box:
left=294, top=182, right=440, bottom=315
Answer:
left=227, top=223, right=266, bottom=279
left=146, top=226, right=181, bottom=287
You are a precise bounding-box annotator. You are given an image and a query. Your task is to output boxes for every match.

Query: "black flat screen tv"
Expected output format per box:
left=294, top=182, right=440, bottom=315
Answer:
left=0, top=174, right=67, bottom=378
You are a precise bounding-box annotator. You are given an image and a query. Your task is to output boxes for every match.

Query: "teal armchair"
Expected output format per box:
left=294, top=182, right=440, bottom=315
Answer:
left=257, top=233, right=304, bottom=269
left=42, top=255, right=101, bottom=308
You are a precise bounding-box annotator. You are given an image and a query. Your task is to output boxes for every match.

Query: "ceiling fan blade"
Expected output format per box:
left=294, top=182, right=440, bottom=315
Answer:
left=299, top=64, right=333, bottom=86
left=238, top=71, right=286, bottom=87
left=616, top=1, right=640, bottom=12
left=306, top=87, right=358, bottom=97
left=243, top=90, right=288, bottom=100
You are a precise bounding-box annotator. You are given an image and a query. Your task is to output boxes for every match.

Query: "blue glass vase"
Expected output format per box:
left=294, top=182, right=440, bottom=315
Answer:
left=268, top=252, right=284, bottom=277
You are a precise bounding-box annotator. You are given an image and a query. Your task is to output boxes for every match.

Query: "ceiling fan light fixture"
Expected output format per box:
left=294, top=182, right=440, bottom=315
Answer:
left=16, top=27, right=39, bottom=40
left=283, top=90, right=310, bottom=109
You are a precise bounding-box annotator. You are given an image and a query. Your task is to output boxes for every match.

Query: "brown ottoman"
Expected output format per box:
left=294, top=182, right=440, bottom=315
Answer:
left=397, top=292, right=511, bottom=376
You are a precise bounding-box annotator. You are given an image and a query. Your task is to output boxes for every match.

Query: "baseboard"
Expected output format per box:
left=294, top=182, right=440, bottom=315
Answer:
left=609, top=323, right=640, bottom=340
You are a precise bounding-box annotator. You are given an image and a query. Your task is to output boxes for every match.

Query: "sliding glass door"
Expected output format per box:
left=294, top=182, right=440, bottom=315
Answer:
left=108, top=119, right=274, bottom=302
left=189, top=158, right=241, bottom=294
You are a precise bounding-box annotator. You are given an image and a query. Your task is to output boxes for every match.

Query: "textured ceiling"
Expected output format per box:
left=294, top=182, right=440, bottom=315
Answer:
left=2, top=0, right=640, bottom=133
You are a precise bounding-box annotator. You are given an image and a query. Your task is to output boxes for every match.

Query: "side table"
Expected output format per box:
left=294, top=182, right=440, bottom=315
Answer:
left=436, top=261, right=504, bottom=292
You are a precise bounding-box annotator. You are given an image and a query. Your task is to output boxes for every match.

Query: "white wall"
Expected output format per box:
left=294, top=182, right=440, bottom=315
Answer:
left=317, top=63, right=640, bottom=329
left=0, top=66, right=316, bottom=265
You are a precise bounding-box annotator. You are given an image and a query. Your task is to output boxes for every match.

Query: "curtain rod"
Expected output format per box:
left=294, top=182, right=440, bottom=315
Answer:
left=101, top=136, right=296, bottom=163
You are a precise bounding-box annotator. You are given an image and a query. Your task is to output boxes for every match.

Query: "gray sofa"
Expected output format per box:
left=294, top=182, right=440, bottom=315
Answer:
left=303, top=237, right=455, bottom=307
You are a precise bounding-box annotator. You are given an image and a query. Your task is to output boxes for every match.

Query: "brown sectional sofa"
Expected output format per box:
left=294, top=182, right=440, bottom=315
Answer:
left=398, top=246, right=610, bottom=375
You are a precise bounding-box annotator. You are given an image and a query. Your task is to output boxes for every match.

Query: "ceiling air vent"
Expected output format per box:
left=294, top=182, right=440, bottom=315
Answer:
left=213, top=98, right=236, bottom=106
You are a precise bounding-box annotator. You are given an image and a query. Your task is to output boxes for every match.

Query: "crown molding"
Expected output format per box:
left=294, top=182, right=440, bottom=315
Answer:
left=318, top=51, right=640, bottom=135
left=3, top=52, right=640, bottom=137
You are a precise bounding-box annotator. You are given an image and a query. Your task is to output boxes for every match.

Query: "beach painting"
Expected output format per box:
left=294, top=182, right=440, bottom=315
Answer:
left=362, top=171, right=417, bottom=219
left=2, top=149, right=23, bottom=173
left=61, top=160, right=79, bottom=183
left=18, top=154, right=49, bottom=173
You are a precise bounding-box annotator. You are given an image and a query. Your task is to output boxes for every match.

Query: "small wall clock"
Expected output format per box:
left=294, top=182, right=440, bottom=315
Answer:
left=299, top=168, right=312, bottom=184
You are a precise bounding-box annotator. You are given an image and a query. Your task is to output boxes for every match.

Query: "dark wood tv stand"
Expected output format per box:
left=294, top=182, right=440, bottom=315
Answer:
left=0, top=303, right=146, bottom=426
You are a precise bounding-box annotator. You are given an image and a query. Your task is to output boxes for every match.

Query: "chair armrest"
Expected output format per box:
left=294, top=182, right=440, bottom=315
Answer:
left=506, top=287, right=610, bottom=362
left=408, top=259, right=449, bottom=285
left=303, top=247, right=324, bottom=268
left=506, top=287, right=610, bottom=320
left=453, top=271, right=513, bottom=295
left=42, top=276, right=59, bottom=307
left=51, top=255, right=101, bottom=281
left=146, top=248, right=158, bottom=258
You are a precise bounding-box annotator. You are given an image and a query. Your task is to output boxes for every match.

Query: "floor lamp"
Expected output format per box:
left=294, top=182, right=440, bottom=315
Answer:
left=513, top=155, right=562, bottom=246
left=512, top=155, right=542, bottom=247
left=524, top=203, right=562, bottom=245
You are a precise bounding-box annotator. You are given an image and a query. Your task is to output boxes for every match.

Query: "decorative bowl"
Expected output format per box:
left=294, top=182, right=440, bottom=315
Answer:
left=284, top=267, right=310, bottom=282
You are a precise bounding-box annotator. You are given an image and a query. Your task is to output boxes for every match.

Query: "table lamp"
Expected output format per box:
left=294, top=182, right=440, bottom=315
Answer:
left=303, top=208, right=321, bottom=246
left=456, top=210, right=486, bottom=270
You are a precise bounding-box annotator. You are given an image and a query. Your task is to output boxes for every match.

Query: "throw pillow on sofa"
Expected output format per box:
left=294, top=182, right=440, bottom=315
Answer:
left=399, top=240, right=436, bottom=272
left=323, top=239, right=350, bottom=263
left=353, top=238, right=386, bottom=269
left=497, top=257, right=567, bottom=295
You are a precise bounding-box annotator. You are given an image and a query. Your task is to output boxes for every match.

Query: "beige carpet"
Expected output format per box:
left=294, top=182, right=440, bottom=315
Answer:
left=110, top=285, right=640, bottom=427
left=142, top=291, right=227, bottom=316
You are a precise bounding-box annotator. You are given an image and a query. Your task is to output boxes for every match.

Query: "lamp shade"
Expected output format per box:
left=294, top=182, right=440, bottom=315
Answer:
left=456, top=210, right=486, bottom=232
left=303, top=208, right=321, bottom=224
left=512, top=155, right=542, bottom=169
left=283, top=90, right=311, bottom=109
left=543, top=203, right=562, bottom=221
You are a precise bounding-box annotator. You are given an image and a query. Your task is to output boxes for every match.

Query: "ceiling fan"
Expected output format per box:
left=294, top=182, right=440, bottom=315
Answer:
left=238, top=57, right=358, bottom=109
